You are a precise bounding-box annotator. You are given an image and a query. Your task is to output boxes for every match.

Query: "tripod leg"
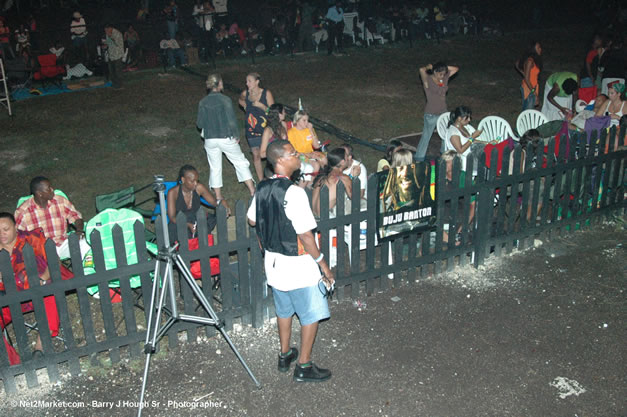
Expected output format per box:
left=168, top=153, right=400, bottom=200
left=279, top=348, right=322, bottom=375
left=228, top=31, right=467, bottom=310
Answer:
left=174, top=255, right=261, bottom=388
left=137, top=351, right=153, bottom=417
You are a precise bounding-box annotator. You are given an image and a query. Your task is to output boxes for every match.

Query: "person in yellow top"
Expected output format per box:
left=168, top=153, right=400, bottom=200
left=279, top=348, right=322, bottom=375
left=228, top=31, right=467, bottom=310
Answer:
left=287, top=111, right=327, bottom=183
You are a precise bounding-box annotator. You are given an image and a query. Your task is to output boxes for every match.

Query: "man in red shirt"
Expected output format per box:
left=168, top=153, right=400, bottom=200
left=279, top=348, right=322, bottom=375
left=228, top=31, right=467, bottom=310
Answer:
left=14, top=176, right=90, bottom=260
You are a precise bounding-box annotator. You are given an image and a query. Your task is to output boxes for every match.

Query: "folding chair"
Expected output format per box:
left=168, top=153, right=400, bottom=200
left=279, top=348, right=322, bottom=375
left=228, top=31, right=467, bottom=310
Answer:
left=33, top=53, right=66, bottom=89
left=95, top=184, right=155, bottom=216
left=83, top=208, right=158, bottom=303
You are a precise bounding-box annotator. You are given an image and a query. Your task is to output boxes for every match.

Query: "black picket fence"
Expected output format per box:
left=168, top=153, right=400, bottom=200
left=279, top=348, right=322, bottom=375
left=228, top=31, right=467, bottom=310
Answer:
left=0, top=128, right=625, bottom=393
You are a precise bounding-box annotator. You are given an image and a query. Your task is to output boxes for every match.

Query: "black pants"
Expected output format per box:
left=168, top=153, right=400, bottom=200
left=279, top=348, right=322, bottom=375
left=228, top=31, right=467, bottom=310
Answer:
left=327, top=21, right=344, bottom=54
left=108, top=59, right=122, bottom=88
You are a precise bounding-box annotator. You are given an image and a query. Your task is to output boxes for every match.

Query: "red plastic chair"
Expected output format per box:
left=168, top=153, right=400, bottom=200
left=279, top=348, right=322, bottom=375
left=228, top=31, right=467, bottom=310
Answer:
left=33, top=53, right=66, bottom=88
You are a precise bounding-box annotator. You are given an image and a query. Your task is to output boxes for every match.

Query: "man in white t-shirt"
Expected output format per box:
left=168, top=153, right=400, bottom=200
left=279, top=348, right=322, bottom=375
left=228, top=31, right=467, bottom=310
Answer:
left=247, top=140, right=334, bottom=383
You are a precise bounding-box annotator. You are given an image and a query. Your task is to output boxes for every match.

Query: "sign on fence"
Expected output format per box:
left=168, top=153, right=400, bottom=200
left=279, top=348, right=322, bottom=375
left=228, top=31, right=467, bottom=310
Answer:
left=376, top=162, right=437, bottom=239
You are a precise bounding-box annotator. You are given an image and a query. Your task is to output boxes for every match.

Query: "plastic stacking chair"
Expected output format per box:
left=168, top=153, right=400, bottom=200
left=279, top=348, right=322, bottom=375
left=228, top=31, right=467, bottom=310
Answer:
left=436, top=111, right=451, bottom=139
left=83, top=208, right=158, bottom=301
left=477, top=116, right=517, bottom=142
left=343, top=12, right=358, bottom=44
left=516, top=109, right=548, bottom=137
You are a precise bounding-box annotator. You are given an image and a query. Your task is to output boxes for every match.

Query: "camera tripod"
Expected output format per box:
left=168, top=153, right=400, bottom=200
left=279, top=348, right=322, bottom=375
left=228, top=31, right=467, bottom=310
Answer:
left=137, top=175, right=261, bottom=417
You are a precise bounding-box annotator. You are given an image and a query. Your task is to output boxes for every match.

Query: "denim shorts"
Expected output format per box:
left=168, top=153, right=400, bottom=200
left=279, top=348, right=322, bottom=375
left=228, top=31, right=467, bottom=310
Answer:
left=272, top=283, right=330, bottom=326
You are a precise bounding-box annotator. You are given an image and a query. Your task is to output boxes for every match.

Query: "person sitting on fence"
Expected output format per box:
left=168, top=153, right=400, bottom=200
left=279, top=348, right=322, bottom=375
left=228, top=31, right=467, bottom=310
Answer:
left=14, top=177, right=90, bottom=261
left=160, top=33, right=187, bottom=68
left=0, top=212, right=62, bottom=362
left=166, top=165, right=226, bottom=244
left=376, top=139, right=403, bottom=172
left=312, top=148, right=353, bottom=218
left=247, top=139, right=335, bottom=383
left=340, top=144, right=368, bottom=204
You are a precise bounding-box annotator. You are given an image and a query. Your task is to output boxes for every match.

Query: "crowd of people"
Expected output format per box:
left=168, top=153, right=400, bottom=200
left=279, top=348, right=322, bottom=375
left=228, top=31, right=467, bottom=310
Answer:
left=0, top=0, right=498, bottom=89
left=1, top=1, right=626, bottom=382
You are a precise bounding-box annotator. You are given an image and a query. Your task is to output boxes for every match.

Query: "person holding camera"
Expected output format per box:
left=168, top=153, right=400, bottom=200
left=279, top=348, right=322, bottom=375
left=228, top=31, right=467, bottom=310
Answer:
left=247, top=140, right=335, bottom=383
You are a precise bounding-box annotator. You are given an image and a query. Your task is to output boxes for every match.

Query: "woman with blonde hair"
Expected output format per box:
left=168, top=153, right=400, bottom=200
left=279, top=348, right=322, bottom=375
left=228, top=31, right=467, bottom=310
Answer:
left=287, top=110, right=327, bottom=177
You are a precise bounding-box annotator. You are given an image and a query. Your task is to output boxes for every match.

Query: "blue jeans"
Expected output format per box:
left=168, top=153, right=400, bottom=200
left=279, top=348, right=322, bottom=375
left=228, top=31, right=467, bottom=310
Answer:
left=415, top=113, right=439, bottom=161
left=521, top=86, right=537, bottom=111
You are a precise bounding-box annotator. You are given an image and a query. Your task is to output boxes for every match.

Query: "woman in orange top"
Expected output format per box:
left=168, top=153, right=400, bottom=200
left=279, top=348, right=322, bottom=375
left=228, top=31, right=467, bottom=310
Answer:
left=516, top=40, right=543, bottom=110
left=287, top=110, right=327, bottom=171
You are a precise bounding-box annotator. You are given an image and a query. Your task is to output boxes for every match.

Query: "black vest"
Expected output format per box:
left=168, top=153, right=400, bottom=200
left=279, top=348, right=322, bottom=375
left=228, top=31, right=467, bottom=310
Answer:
left=255, top=178, right=299, bottom=256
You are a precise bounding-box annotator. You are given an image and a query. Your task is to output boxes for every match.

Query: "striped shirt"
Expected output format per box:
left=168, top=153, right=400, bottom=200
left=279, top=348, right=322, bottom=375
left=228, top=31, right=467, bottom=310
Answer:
left=14, top=194, right=82, bottom=246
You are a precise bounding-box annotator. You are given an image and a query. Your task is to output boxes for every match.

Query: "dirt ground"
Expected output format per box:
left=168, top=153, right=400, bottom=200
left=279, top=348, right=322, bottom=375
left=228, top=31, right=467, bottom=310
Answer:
left=1, top=221, right=624, bottom=417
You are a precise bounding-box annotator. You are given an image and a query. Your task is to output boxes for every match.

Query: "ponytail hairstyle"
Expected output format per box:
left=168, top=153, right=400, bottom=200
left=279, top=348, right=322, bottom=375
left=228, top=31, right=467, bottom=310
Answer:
left=448, top=106, right=472, bottom=128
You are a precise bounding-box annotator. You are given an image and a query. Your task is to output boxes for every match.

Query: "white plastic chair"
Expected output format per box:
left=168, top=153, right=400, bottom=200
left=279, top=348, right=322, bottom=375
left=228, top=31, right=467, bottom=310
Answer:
left=343, top=12, right=358, bottom=44
left=436, top=112, right=451, bottom=139
left=516, top=109, right=547, bottom=137
left=355, top=20, right=386, bottom=46
left=477, top=116, right=516, bottom=142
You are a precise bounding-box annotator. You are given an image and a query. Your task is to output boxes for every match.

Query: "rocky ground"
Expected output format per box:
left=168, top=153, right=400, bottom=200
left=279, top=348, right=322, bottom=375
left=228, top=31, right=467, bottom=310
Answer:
left=1, top=221, right=625, bottom=417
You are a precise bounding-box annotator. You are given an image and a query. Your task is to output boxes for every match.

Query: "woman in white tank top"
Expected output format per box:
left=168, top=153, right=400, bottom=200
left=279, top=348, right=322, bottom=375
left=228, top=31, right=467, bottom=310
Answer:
left=596, top=82, right=626, bottom=127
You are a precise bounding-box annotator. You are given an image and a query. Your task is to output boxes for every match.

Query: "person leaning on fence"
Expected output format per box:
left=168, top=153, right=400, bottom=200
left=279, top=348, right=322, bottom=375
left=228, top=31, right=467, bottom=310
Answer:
left=247, top=140, right=335, bottom=383
left=0, top=212, right=62, bottom=362
left=312, top=147, right=353, bottom=218
left=166, top=165, right=226, bottom=244
left=197, top=73, right=256, bottom=203
left=14, top=176, right=90, bottom=261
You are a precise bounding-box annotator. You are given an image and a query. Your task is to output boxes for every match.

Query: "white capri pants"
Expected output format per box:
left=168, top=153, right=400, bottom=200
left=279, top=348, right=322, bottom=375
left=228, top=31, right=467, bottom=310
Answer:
left=203, top=137, right=253, bottom=189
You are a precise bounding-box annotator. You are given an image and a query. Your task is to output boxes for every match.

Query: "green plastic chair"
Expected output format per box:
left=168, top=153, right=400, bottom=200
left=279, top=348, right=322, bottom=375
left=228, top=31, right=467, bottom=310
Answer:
left=83, top=208, right=157, bottom=297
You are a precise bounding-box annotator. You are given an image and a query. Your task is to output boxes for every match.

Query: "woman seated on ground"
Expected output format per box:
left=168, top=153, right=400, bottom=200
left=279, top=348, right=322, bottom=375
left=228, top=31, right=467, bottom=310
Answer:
left=166, top=165, right=228, bottom=244
left=287, top=110, right=328, bottom=182
left=594, top=82, right=626, bottom=128
left=376, top=139, right=403, bottom=172
left=0, top=212, right=62, bottom=364
left=311, top=148, right=352, bottom=218
left=444, top=105, right=482, bottom=171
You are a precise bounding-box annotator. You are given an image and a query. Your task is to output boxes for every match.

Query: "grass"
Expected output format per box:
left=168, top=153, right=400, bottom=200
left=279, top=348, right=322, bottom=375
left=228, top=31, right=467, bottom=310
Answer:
left=0, top=25, right=587, bottom=220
